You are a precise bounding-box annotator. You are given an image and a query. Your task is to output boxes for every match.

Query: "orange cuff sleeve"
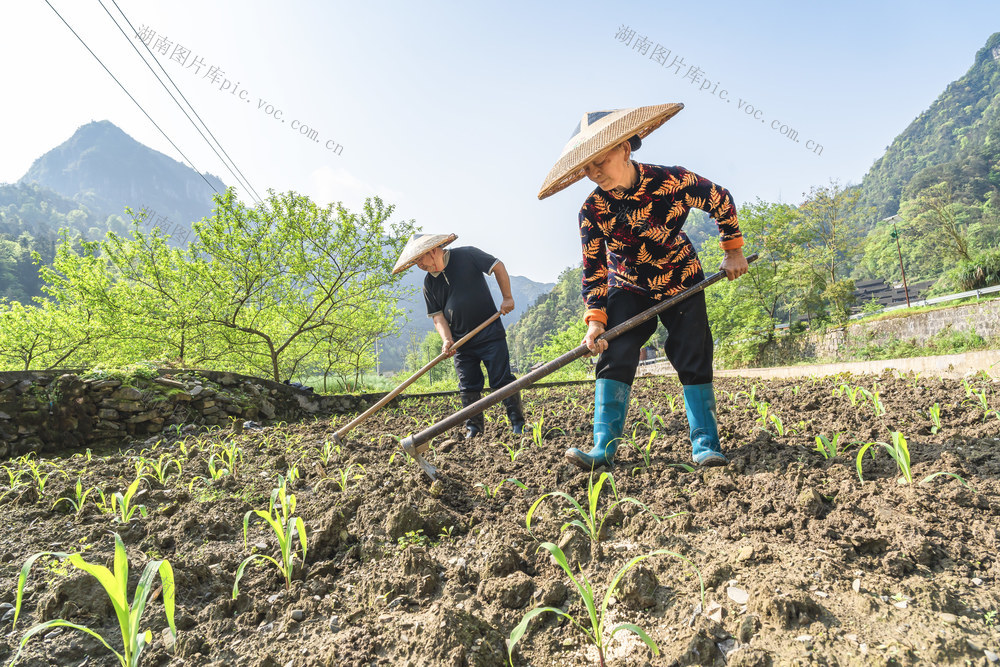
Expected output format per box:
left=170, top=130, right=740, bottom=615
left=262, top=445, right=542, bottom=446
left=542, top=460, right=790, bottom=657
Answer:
left=720, top=237, right=745, bottom=251
left=584, top=309, right=608, bottom=326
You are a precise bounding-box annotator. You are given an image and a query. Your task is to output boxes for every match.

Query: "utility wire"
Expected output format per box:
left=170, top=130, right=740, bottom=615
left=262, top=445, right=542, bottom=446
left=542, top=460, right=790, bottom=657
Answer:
left=100, top=0, right=265, bottom=205
left=41, top=0, right=223, bottom=201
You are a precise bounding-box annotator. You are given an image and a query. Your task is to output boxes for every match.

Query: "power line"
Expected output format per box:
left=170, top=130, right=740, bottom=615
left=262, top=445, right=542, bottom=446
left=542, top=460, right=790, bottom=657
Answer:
left=100, top=0, right=265, bottom=205
left=41, top=0, right=224, bottom=202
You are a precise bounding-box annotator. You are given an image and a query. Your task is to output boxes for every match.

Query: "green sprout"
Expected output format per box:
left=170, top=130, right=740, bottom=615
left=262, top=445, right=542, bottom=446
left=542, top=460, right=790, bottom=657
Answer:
left=529, top=417, right=566, bottom=448
left=11, top=533, right=176, bottom=667
left=506, top=542, right=703, bottom=666
left=476, top=478, right=527, bottom=499
left=110, top=476, right=149, bottom=523
left=235, top=481, right=307, bottom=596
left=526, top=472, right=670, bottom=544
left=813, top=433, right=846, bottom=460
left=136, top=454, right=182, bottom=486
left=638, top=407, right=664, bottom=431
left=332, top=463, right=365, bottom=492
left=856, top=431, right=969, bottom=487
left=628, top=427, right=657, bottom=472
left=52, top=478, right=100, bottom=516
left=501, top=441, right=528, bottom=462
left=927, top=403, right=942, bottom=434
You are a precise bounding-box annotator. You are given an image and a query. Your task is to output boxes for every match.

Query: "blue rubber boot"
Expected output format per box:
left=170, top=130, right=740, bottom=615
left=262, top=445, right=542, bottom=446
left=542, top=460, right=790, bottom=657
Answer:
left=684, top=383, right=727, bottom=466
left=565, top=379, right=631, bottom=470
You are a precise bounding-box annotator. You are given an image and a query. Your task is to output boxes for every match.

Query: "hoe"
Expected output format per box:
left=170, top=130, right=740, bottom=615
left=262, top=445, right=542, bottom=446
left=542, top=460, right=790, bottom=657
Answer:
left=330, top=311, right=502, bottom=446
left=401, top=253, right=759, bottom=480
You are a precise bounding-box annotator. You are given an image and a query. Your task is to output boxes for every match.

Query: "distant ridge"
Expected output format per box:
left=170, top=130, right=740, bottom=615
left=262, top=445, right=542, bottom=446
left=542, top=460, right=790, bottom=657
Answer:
left=19, top=120, right=225, bottom=230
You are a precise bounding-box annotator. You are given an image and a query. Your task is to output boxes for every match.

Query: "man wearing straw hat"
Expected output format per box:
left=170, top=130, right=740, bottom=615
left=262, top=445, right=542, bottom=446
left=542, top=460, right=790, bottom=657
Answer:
left=393, top=233, right=526, bottom=438
left=538, top=103, right=749, bottom=469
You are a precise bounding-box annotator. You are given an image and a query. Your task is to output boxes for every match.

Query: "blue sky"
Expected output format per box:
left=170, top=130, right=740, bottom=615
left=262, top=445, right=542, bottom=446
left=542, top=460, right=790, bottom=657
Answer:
left=3, top=1, right=1000, bottom=283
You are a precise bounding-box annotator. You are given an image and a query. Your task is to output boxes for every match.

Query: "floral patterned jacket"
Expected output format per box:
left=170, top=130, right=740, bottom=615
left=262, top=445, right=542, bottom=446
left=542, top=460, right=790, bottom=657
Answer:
left=579, top=162, right=743, bottom=325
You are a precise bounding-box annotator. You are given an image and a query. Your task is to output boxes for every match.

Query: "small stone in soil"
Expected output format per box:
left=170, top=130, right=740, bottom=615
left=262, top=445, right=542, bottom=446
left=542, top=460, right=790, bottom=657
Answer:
left=290, top=609, right=304, bottom=621
left=727, top=586, right=749, bottom=605
left=852, top=579, right=861, bottom=593
left=983, top=649, right=998, bottom=663
left=939, top=613, right=959, bottom=624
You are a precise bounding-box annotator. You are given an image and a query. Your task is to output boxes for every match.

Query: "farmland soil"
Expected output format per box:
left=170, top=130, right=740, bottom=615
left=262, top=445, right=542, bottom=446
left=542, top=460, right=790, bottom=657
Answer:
left=1, top=371, right=999, bottom=666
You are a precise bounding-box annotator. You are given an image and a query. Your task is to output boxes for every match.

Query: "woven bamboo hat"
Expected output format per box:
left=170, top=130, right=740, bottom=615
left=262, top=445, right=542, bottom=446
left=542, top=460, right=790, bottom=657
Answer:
left=392, top=233, right=457, bottom=274
left=537, top=103, right=684, bottom=200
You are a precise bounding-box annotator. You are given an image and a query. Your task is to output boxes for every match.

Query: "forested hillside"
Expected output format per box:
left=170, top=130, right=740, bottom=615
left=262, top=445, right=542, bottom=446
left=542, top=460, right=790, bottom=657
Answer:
left=0, top=183, right=127, bottom=301
left=860, top=32, right=1000, bottom=222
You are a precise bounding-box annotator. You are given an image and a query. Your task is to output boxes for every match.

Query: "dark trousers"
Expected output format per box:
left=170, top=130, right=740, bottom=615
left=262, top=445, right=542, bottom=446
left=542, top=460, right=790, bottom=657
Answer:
left=454, top=336, right=517, bottom=393
left=596, top=286, right=713, bottom=386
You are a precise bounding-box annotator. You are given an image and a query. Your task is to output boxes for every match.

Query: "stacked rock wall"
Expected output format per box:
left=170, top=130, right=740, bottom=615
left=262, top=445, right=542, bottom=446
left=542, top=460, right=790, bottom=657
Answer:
left=0, top=369, right=383, bottom=460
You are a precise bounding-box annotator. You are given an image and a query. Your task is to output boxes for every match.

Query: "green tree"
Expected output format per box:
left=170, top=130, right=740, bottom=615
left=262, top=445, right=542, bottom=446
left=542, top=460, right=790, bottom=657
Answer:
left=404, top=330, right=457, bottom=387
left=702, top=200, right=798, bottom=365
left=18, top=189, right=415, bottom=383
left=0, top=299, right=92, bottom=370
left=792, top=181, right=867, bottom=322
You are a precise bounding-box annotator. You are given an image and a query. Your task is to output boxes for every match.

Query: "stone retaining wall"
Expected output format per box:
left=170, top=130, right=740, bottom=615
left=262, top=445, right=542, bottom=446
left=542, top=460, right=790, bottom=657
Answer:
left=757, top=299, right=1000, bottom=366
left=0, top=369, right=383, bottom=460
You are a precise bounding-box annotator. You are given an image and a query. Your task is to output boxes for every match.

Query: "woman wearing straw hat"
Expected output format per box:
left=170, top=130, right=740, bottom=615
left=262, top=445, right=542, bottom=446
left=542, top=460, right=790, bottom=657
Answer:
left=393, top=233, right=526, bottom=438
left=538, top=103, right=748, bottom=469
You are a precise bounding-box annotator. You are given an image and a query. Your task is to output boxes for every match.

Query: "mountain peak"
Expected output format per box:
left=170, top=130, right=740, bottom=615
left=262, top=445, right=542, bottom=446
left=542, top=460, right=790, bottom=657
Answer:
left=19, top=120, right=225, bottom=229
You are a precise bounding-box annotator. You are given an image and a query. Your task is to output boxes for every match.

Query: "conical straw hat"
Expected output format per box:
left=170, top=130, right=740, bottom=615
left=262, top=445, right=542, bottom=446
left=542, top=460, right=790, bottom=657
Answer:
left=537, top=103, right=684, bottom=200
left=392, top=233, right=458, bottom=274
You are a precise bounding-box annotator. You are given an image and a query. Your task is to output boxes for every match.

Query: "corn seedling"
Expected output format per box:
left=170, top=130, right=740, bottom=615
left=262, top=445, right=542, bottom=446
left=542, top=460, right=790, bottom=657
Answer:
left=1, top=465, right=29, bottom=501
left=137, top=454, right=182, bottom=486
left=735, top=385, right=758, bottom=406
left=638, top=407, right=664, bottom=431
left=25, top=461, right=67, bottom=498
left=501, top=441, right=528, bottom=462
left=961, top=378, right=974, bottom=398
left=526, top=472, right=669, bottom=544
left=856, top=431, right=969, bottom=487
left=628, top=427, right=657, bottom=472
left=529, top=417, right=565, bottom=448
left=52, top=478, right=100, bottom=516
left=319, top=440, right=341, bottom=465
left=967, top=389, right=992, bottom=420
left=753, top=401, right=771, bottom=429
left=211, top=441, right=243, bottom=479
left=768, top=413, right=786, bottom=436
left=11, top=532, right=175, bottom=667
left=664, top=394, right=679, bottom=412
left=813, top=433, right=847, bottom=459
left=332, top=463, right=365, bottom=492
left=838, top=383, right=862, bottom=406
left=928, top=403, right=942, bottom=434
left=506, top=542, right=703, bottom=667
left=859, top=388, right=886, bottom=418
left=111, top=476, right=149, bottom=523
left=476, top=478, right=527, bottom=499
left=235, top=482, right=307, bottom=596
